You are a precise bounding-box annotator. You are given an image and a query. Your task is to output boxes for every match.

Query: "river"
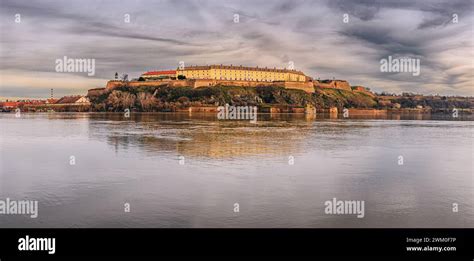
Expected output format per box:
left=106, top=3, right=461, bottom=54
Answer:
left=0, top=112, right=472, bottom=227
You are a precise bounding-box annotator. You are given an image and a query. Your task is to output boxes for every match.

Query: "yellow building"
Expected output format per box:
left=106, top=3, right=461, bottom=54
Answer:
left=176, top=65, right=308, bottom=82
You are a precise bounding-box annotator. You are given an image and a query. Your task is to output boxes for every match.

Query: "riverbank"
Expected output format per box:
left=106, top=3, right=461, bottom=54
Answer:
left=3, top=85, right=473, bottom=114
left=2, top=109, right=473, bottom=122
left=84, top=84, right=474, bottom=113
left=3, top=103, right=473, bottom=117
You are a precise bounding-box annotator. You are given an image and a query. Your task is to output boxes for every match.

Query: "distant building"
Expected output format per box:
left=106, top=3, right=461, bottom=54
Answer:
left=140, top=65, right=309, bottom=82
left=176, top=65, right=307, bottom=82
left=0, top=101, right=20, bottom=109
left=141, top=70, right=177, bottom=80
left=46, top=98, right=58, bottom=104
left=23, top=100, right=46, bottom=106
left=56, top=96, right=90, bottom=105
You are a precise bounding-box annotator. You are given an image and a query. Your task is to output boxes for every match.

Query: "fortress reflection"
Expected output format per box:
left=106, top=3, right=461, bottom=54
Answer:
left=80, top=112, right=464, bottom=159
left=94, top=113, right=315, bottom=159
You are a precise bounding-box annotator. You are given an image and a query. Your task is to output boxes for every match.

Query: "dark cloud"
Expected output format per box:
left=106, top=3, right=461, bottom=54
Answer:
left=328, top=0, right=382, bottom=21
left=272, top=0, right=303, bottom=13
left=339, top=26, right=426, bottom=57
left=417, top=15, right=453, bottom=29
left=64, top=22, right=193, bottom=46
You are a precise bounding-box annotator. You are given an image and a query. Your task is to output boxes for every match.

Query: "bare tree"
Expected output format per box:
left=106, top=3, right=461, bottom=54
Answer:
left=105, top=90, right=136, bottom=111
left=137, top=92, right=157, bottom=111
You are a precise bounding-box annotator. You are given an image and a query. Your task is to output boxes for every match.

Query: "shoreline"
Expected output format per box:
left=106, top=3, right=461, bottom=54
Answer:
left=1, top=109, right=473, bottom=122
left=2, top=106, right=472, bottom=114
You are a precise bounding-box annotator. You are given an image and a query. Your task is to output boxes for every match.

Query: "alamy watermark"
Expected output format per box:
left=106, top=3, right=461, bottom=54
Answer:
left=324, top=197, right=365, bottom=218
left=18, top=235, right=55, bottom=254
left=0, top=198, right=38, bottom=218
left=217, top=104, right=257, bottom=123
left=233, top=13, right=240, bottom=23
left=55, top=56, right=95, bottom=76
left=380, top=56, right=420, bottom=76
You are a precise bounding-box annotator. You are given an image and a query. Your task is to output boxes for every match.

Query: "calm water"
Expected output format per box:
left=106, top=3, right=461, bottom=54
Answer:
left=0, top=112, right=473, bottom=228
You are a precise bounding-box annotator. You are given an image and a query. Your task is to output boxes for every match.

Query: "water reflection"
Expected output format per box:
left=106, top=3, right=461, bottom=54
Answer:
left=85, top=113, right=378, bottom=160
left=82, top=112, right=470, bottom=160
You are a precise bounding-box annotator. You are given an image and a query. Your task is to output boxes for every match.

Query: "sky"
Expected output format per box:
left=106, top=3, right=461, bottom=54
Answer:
left=0, top=0, right=473, bottom=99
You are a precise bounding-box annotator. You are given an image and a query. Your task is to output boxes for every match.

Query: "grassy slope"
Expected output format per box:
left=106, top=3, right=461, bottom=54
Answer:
left=89, top=84, right=378, bottom=111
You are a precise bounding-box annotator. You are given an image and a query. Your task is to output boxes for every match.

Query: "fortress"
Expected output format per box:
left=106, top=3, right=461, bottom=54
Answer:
left=142, top=64, right=310, bottom=82
left=89, top=64, right=373, bottom=96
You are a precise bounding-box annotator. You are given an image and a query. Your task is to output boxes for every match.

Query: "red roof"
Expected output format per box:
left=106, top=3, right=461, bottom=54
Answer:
left=2, top=102, right=20, bottom=107
left=24, top=100, right=46, bottom=105
left=56, top=96, right=82, bottom=104
left=142, top=70, right=176, bottom=76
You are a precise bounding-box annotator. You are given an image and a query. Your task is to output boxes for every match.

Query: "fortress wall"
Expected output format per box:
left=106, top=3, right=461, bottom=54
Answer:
left=103, top=79, right=314, bottom=93
left=106, top=80, right=125, bottom=89
left=314, top=80, right=351, bottom=91
left=106, top=80, right=174, bottom=90
left=334, top=81, right=351, bottom=90
left=352, top=86, right=375, bottom=97
left=169, top=80, right=194, bottom=87
left=315, top=82, right=330, bottom=88
left=352, top=86, right=366, bottom=91
left=196, top=80, right=276, bottom=88
left=87, top=88, right=106, bottom=97
left=193, top=79, right=314, bottom=93
left=283, top=81, right=314, bottom=93
left=348, top=109, right=387, bottom=115
left=193, top=79, right=217, bottom=88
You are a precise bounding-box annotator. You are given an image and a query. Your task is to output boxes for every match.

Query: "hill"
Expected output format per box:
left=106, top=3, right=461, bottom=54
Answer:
left=88, top=84, right=379, bottom=112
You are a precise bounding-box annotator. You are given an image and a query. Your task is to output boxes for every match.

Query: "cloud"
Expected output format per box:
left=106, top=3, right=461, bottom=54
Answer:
left=0, top=0, right=472, bottom=98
